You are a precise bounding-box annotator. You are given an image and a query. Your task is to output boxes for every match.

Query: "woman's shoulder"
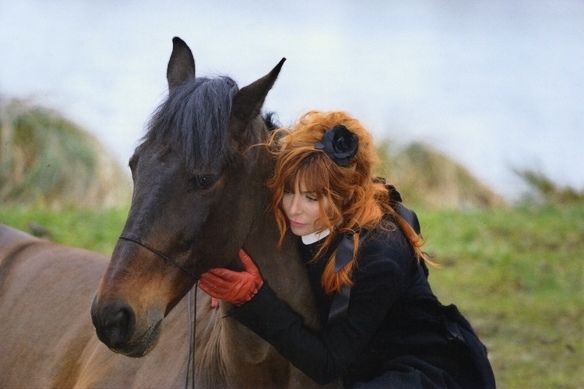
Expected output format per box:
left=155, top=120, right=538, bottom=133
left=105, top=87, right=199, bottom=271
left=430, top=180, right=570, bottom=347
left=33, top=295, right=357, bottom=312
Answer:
left=357, top=222, right=415, bottom=272
left=348, top=225, right=416, bottom=294
left=363, top=219, right=411, bottom=253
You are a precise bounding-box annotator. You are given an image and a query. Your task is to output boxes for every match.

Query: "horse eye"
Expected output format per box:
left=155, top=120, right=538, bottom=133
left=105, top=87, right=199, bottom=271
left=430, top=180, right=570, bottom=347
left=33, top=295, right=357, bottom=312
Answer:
left=129, top=155, right=137, bottom=170
left=190, top=174, right=217, bottom=190
left=129, top=155, right=139, bottom=179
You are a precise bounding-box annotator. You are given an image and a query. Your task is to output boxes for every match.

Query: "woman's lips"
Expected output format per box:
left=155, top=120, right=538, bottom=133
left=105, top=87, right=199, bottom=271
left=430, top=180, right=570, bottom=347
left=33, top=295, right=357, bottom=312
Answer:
left=289, top=220, right=306, bottom=228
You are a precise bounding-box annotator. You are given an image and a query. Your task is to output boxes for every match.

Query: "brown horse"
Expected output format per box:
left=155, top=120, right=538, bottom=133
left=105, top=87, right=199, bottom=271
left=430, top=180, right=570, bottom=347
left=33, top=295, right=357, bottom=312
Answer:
left=0, top=224, right=193, bottom=387
left=0, top=37, right=339, bottom=388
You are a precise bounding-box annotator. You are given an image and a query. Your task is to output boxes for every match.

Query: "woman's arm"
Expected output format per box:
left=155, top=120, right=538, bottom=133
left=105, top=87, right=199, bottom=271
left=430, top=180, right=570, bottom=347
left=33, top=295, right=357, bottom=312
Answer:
left=204, top=238, right=410, bottom=384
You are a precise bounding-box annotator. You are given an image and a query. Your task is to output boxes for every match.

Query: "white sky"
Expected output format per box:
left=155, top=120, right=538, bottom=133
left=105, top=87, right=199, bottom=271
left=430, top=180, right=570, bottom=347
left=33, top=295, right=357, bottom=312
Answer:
left=1, top=0, right=583, bottom=199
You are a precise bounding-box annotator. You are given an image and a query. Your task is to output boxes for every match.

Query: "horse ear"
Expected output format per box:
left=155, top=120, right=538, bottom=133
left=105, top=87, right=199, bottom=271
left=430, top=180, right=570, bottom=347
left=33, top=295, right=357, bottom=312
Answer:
left=232, top=58, right=286, bottom=124
left=167, top=37, right=196, bottom=91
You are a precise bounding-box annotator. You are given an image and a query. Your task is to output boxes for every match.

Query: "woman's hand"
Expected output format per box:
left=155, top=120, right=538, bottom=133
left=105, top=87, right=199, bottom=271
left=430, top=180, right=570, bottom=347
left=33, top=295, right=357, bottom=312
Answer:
left=199, top=249, right=264, bottom=306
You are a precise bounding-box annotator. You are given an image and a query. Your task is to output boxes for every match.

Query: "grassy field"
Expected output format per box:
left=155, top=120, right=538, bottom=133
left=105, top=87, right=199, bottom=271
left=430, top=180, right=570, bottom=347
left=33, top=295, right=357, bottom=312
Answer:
left=418, top=203, right=583, bottom=388
left=1, top=207, right=130, bottom=255
left=1, top=203, right=582, bottom=388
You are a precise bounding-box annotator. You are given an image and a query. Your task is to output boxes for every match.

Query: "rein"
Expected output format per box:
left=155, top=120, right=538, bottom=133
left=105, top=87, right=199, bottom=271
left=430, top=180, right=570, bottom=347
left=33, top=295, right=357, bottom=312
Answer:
left=185, top=287, right=197, bottom=389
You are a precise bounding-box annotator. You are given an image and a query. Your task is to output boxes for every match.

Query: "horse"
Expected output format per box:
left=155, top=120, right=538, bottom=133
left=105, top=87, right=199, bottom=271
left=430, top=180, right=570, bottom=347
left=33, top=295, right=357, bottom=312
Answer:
left=0, top=223, right=193, bottom=387
left=0, top=37, right=339, bottom=388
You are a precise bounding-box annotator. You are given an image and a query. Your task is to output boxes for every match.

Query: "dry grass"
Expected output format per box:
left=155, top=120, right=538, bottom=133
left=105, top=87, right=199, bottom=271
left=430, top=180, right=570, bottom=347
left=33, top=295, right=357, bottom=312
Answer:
left=514, top=168, right=584, bottom=204
left=0, top=97, right=131, bottom=208
left=376, top=140, right=505, bottom=209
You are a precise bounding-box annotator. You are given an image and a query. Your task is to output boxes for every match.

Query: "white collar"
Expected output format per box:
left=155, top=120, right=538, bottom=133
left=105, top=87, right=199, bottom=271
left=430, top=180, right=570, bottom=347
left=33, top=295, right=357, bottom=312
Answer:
left=301, top=229, right=331, bottom=245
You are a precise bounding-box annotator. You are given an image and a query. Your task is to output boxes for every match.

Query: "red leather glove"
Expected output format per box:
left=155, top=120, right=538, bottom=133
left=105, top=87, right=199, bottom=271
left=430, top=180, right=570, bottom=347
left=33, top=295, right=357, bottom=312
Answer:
left=199, top=249, right=264, bottom=306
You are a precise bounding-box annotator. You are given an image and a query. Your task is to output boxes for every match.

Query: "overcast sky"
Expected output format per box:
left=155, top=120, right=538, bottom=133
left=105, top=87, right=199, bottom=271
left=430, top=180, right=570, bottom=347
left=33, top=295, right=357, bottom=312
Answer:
left=1, top=0, right=583, bottom=199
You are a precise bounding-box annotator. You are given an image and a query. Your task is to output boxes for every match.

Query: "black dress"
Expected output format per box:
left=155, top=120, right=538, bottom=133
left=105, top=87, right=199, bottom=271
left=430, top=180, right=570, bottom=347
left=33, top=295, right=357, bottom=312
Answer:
left=229, top=222, right=496, bottom=388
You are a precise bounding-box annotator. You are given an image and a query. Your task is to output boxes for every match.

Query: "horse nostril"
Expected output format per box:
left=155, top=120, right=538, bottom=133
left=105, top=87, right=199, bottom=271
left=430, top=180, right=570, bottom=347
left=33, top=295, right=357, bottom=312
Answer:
left=108, top=308, right=133, bottom=341
left=95, top=301, right=136, bottom=348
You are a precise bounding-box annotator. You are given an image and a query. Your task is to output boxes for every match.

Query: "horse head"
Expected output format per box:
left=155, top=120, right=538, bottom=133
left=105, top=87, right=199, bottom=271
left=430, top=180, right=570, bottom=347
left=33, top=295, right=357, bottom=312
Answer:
left=91, top=37, right=285, bottom=357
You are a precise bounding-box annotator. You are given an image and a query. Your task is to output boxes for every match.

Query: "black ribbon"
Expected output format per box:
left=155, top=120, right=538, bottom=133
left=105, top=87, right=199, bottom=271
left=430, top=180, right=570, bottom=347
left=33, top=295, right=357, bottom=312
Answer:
left=326, top=184, right=422, bottom=326
left=327, top=230, right=368, bottom=326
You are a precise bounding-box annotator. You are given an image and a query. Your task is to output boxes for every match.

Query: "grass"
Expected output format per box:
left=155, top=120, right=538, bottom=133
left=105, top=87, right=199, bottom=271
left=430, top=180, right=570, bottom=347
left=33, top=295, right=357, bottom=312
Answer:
left=418, top=203, right=583, bottom=388
left=1, top=206, right=129, bottom=255
left=1, top=203, right=582, bottom=388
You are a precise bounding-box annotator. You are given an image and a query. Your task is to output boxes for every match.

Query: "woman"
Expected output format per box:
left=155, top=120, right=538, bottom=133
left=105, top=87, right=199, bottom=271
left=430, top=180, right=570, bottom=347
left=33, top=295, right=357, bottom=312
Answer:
left=199, top=111, right=495, bottom=388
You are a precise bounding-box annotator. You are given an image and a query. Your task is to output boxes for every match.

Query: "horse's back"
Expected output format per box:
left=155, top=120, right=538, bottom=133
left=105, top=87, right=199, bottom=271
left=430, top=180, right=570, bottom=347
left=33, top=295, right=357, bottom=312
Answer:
left=0, top=223, right=38, bottom=258
left=0, top=224, right=108, bottom=388
left=0, top=224, right=107, bottom=312
left=0, top=224, right=192, bottom=388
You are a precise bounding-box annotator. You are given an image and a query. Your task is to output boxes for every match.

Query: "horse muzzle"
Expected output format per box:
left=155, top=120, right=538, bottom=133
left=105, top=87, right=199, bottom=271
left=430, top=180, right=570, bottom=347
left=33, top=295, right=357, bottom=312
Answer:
left=91, top=297, right=163, bottom=357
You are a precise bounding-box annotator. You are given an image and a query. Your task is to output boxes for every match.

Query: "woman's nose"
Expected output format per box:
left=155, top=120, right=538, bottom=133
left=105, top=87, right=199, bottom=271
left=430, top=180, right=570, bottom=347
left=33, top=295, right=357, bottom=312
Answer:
left=288, top=195, right=302, bottom=215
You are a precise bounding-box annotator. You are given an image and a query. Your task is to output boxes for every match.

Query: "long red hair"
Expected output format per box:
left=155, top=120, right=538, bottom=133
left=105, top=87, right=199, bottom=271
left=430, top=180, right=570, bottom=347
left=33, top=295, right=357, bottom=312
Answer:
left=267, top=111, right=428, bottom=294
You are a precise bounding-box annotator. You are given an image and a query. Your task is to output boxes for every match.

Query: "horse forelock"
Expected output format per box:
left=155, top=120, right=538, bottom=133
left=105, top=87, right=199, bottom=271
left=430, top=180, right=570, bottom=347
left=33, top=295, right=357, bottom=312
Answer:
left=144, top=76, right=239, bottom=171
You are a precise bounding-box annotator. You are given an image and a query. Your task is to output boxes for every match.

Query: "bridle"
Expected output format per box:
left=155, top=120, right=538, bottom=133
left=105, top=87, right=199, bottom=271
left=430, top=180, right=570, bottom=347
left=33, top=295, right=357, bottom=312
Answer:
left=119, top=236, right=198, bottom=279
left=117, top=195, right=269, bottom=389
left=118, top=235, right=198, bottom=389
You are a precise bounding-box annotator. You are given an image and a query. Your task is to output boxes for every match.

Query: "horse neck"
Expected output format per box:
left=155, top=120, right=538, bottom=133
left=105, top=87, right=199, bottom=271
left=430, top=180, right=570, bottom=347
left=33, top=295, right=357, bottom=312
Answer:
left=239, top=142, right=321, bottom=328
left=193, top=145, right=324, bottom=387
left=242, top=205, right=321, bottom=330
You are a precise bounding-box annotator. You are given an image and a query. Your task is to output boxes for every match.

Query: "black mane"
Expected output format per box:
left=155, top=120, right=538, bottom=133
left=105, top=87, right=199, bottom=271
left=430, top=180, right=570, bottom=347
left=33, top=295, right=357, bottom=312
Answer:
left=144, top=76, right=239, bottom=171
left=262, top=111, right=281, bottom=132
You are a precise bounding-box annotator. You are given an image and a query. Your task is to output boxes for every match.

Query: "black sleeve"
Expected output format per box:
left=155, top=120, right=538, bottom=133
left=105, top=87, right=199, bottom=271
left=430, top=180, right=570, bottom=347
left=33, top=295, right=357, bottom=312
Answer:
left=228, top=232, right=411, bottom=385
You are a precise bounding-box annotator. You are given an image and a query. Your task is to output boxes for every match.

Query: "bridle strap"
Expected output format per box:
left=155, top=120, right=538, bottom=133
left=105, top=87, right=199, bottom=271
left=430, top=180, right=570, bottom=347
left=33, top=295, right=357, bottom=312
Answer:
left=119, top=236, right=198, bottom=280
left=118, top=235, right=198, bottom=389
left=117, top=195, right=268, bottom=389
left=117, top=191, right=269, bottom=280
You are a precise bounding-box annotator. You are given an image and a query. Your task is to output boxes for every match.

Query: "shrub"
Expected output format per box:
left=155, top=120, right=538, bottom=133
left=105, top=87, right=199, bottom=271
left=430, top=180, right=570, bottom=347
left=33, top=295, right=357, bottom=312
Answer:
left=0, top=97, right=131, bottom=208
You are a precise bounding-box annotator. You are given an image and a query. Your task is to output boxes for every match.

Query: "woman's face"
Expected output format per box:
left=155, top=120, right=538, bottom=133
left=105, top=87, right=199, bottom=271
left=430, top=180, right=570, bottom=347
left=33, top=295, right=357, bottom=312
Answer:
left=282, top=179, right=329, bottom=237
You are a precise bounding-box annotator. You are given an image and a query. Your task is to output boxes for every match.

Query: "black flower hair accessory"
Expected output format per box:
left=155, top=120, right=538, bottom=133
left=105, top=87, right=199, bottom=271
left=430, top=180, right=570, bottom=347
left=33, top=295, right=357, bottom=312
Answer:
left=314, top=125, right=359, bottom=167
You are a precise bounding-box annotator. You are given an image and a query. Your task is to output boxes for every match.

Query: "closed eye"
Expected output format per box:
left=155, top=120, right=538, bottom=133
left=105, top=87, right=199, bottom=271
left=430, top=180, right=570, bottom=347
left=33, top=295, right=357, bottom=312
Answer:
left=306, top=194, right=318, bottom=202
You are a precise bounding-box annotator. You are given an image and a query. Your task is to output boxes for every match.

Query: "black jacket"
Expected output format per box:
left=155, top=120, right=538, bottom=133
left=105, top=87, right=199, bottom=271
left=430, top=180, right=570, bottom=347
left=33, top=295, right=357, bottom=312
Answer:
left=229, top=224, right=495, bottom=388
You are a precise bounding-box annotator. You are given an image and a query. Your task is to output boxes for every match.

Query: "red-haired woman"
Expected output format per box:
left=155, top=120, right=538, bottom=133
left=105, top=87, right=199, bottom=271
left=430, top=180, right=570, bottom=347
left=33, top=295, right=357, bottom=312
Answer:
left=199, top=111, right=495, bottom=388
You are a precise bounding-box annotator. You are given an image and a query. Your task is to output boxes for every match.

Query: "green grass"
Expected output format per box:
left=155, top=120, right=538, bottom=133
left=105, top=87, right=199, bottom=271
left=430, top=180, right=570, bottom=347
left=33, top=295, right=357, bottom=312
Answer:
left=1, top=206, right=129, bottom=255
left=418, top=203, right=584, bottom=388
left=1, top=203, right=582, bottom=388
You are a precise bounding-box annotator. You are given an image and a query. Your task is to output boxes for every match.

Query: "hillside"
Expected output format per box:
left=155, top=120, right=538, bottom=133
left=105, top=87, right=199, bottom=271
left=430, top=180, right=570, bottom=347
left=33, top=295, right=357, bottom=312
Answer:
left=377, top=140, right=505, bottom=209
left=0, top=97, right=504, bottom=210
left=0, top=97, right=131, bottom=208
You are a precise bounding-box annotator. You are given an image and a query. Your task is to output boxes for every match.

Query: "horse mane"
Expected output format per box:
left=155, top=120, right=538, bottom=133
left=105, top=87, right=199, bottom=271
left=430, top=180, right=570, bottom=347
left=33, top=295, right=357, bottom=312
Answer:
left=143, top=76, right=239, bottom=171
left=262, top=111, right=281, bottom=132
